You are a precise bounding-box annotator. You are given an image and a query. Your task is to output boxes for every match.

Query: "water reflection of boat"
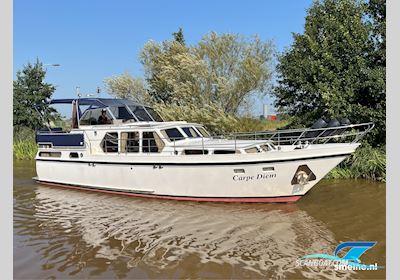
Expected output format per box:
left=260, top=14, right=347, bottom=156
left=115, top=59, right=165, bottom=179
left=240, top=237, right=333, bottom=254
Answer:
left=28, top=186, right=354, bottom=278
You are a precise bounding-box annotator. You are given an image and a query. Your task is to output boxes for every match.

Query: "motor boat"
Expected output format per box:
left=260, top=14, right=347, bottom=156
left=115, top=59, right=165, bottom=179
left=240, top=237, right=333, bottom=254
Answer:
left=34, top=98, right=374, bottom=203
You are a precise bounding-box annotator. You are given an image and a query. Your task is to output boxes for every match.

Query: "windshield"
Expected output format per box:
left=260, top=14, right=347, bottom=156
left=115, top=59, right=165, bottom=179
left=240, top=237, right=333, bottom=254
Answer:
left=79, top=108, right=113, bottom=126
left=128, top=105, right=153, bottom=121
left=196, top=126, right=211, bottom=137
left=144, top=107, right=164, bottom=122
left=109, top=106, right=136, bottom=120
left=182, top=127, right=201, bottom=138
left=161, top=128, right=185, bottom=141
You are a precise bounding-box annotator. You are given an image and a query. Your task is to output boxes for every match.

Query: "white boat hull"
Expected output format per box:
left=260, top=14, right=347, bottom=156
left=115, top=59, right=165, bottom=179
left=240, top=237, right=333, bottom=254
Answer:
left=35, top=143, right=358, bottom=203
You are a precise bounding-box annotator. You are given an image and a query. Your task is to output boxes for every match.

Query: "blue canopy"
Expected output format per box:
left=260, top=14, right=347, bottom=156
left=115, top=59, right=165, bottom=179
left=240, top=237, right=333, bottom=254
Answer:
left=49, top=98, right=144, bottom=108
left=49, top=98, right=163, bottom=122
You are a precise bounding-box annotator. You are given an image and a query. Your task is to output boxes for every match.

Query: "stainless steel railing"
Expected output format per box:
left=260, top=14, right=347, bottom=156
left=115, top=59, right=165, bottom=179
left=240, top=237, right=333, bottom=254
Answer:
left=96, top=122, right=374, bottom=155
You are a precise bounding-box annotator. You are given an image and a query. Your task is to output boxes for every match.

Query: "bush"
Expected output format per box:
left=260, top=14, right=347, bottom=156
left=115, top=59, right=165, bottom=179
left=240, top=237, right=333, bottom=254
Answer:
left=327, top=144, right=386, bottom=181
left=13, top=127, right=37, bottom=160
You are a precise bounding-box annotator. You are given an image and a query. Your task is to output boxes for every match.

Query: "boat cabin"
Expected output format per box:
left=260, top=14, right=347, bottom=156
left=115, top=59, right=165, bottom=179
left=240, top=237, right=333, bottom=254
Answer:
left=50, top=98, right=164, bottom=128
left=36, top=98, right=277, bottom=158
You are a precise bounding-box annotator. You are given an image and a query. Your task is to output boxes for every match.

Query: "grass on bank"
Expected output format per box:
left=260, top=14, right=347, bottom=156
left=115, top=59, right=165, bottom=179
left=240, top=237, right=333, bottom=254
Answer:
left=14, top=139, right=37, bottom=160
left=326, top=144, right=386, bottom=182
left=13, top=127, right=37, bottom=160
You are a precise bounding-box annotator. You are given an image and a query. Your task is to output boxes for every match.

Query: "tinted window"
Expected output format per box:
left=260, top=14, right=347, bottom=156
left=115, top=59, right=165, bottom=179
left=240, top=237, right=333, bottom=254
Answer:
left=145, top=107, right=163, bottom=122
left=183, top=150, right=208, bottom=155
left=196, top=127, right=210, bottom=137
left=261, top=144, right=272, bottom=152
left=182, top=127, right=200, bottom=138
left=109, top=106, right=135, bottom=120
left=121, top=132, right=139, bottom=153
left=142, top=132, right=164, bottom=153
left=102, top=132, right=118, bottom=153
left=213, top=150, right=236, bottom=154
left=80, top=108, right=113, bottom=125
left=163, top=128, right=184, bottom=141
left=128, top=105, right=153, bottom=121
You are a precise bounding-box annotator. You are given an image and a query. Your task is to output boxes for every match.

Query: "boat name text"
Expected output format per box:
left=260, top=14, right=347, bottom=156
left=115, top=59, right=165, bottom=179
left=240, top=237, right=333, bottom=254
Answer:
left=233, top=173, right=277, bottom=182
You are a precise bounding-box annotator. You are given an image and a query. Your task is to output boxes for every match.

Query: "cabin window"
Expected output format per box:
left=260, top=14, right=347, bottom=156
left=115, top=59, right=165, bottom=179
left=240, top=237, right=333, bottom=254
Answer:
left=196, top=126, right=211, bottom=137
left=245, top=147, right=259, bottom=153
left=121, top=132, right=139, bottom=153
left=182, top=149, right=208, bottom=155
left=260, top=144, right=272, bottom=152
left=142, top=132, right=164, bottom=153
left=161, top=128, right=184, bottom=142
left=128, top=105, right=153, bottom=121
left=69, top=152, right=79, bottom=158
left=109, top=106, right=135, bottom=121
left=144, top=107, right=164, bottom=122
left=101, top=132, right=119, bottom=153
left=39, top=152, right=61, bottom=158
left=80, top=108, right=113, bottom=126
left=213, top=150, right=236, bottom=154
left=182, top=127, right=200, bottom=138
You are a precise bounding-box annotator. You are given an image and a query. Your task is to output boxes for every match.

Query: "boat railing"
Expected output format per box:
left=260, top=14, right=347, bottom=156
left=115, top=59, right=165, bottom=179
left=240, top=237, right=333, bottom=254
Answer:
left=224, top=122, right=374, bottom=146
left=97, top=122, right=374, bottom=155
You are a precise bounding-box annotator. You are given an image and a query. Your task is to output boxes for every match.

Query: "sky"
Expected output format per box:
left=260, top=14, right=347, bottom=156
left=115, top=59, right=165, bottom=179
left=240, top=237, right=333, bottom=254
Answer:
left=14, top=0, right=313, bottom=117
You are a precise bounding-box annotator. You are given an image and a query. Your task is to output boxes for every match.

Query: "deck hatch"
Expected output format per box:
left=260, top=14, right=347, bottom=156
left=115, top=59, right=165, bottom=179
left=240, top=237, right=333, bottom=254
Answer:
left=36, top=133, right=84, bottom=147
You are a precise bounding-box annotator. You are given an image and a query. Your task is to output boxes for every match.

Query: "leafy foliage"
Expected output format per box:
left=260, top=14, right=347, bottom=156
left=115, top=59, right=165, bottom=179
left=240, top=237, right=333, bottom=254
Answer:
left=195, top=32, right=274, bottom=115
left=13, top=127, right=37, bottom=160
left=154, top=102, right=239, bottom=135
left=172, top=27, right=185, bottom=45
left=13, top=59, right=59, bottom=130
left=273, top=0, right=385, bottom=147
left=106, top=29, right=274, bottom=116
left=139, top=39, right=209, bottom=105
left=104, top=72, right=149, bottom=103
left=327, top=144, right=386, bottom=181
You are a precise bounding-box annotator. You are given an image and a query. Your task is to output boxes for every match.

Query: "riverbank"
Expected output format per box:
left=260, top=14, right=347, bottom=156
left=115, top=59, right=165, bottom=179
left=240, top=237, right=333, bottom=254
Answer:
left=326, top=144, right=386, bottom=182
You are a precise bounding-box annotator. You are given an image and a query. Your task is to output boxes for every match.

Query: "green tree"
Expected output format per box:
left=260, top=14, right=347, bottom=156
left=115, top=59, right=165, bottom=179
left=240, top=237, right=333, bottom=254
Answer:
left=367, top=0, right=385, bottom=66
left=196, top=32, right=273, bottom=115
left=172, top=27, right=185, bottom=45
left=138, top=31, right=274, bottom=115
left=13, top=59, right=59, bottom=130
left=273, top=0, right=385, bottom=146
left=104, top=72, right=149, bottom=103
left=139, top=39, right=202, bottom=104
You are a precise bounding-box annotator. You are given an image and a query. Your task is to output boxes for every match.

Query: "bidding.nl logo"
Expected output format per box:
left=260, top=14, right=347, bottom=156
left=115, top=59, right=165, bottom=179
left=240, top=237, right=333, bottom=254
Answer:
left=297, top=241, right=384, bottom=271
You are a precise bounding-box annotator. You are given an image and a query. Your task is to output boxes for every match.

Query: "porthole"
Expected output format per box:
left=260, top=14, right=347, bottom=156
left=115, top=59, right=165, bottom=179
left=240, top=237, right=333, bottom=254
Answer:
left=234, top=169, right=245, bottom=174
left=262, top=167, right=275, bottom=172
left=69, top=152, right=79, bottom=158
left=39, top=152, right=61, bottom=158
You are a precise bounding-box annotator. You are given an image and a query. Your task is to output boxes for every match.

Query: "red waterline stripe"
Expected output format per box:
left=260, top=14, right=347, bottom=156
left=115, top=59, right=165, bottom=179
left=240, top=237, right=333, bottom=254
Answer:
left=36, top=181, right=302, bottom=203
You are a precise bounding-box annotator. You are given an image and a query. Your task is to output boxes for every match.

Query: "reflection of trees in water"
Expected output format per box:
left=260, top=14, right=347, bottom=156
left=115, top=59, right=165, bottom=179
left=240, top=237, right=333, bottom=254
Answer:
left=16, top=186, right=354, bottom=279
